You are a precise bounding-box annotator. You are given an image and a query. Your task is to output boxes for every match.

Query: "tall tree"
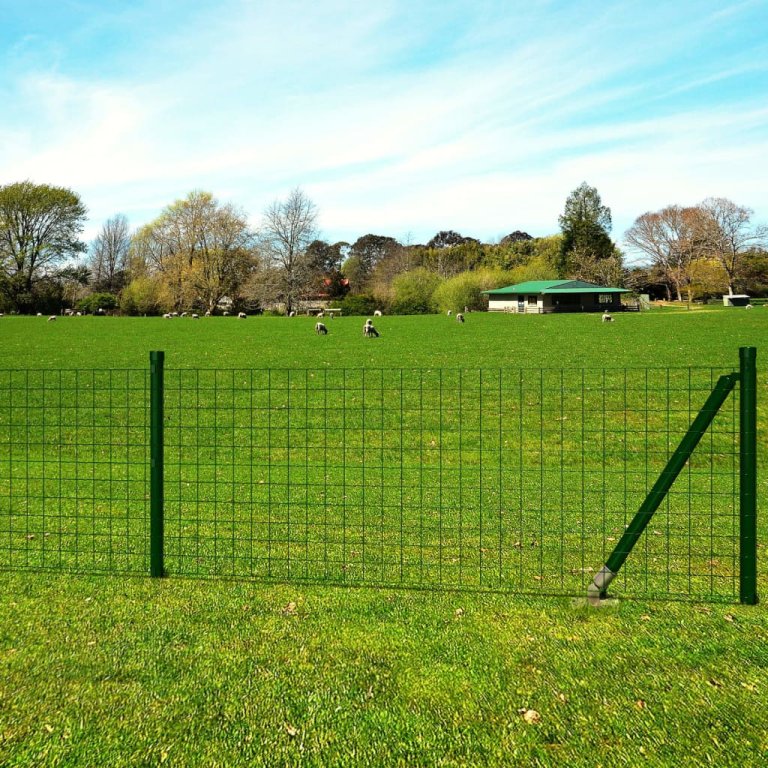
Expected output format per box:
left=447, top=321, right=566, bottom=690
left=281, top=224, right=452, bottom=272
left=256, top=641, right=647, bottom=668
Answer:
left=0, top=180, right=87, bottom=311
left=624, top=205, right=704, bottom=301
left=259, top=188, right=319, bottom=314
left=697, top=197, right=766, bottom=295
left=426, top=230, right=470, bottom=249
left=344, top=234, right=401, bottom=291
left=130, top=190, right=256, bottom=312
left=557, top=182, right=614, bottom=277
left=90, top=213, right=131, bottom=293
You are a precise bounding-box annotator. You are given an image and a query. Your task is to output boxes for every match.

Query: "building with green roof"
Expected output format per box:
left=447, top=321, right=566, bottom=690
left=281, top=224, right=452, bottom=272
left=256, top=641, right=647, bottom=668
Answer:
left=482, top=280, right=630, bottom=314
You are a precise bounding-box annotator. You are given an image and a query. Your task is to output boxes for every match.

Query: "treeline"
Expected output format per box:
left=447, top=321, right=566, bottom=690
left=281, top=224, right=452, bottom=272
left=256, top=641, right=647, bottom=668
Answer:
left=0, top=180, right=765, bottom=315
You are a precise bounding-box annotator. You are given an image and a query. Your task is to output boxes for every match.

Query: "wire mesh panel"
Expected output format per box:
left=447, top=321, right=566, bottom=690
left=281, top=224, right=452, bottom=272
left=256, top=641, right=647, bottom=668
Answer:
left=0, top=369, right=149, bottom=574
left=163, top=366, right=740, bottom=599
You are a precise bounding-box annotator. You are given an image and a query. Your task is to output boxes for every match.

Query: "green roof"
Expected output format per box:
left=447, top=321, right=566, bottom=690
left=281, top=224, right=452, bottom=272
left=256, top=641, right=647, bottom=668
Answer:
left=483, top=280, right=628, bottom=295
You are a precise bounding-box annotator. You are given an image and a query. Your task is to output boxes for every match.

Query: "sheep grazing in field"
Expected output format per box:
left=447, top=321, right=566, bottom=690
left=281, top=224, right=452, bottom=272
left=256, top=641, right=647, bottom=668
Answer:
left=163, top=313, right=172, bottom=319
left=316, top=311, right=324, bottom=318
left=456, top=313, right=465, bottom=323
left=205, top=310, right=212, bottom=317
left=180, top=312, right=188, bottom=317
left=222, top=311, right=230, bottom=316
left=238, top=312, right=247, bottom=319
left=315, top=321, right=328, bottom=335
left=746, top=304, right=753, bottom=310
left=602, top=310, right=614, bottom=323
left=36, top=312, right=42, bottom=317
left=446, top=310, right=452, bottom=316
left=363, top=319, right=380, bottom=337
left=373, top=309, right=382, bottom=317
left=191, top=313, right=199, bottom=319
left=288, top=311, right=296, bottom=317
left=47, top=315, right=57, bottom=322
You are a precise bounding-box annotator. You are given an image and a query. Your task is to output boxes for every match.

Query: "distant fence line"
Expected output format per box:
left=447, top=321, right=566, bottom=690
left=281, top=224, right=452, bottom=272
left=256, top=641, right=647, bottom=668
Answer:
left=0, top=349, right=758, bottom=604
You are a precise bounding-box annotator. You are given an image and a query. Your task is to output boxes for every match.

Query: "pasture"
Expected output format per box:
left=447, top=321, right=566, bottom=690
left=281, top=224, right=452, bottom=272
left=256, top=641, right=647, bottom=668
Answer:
left=1, top=307, right=767, bottom=766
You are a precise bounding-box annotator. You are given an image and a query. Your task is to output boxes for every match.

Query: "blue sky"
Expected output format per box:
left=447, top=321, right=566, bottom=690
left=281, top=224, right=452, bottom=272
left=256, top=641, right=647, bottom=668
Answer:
left=1, top=0, right=767, bottom=250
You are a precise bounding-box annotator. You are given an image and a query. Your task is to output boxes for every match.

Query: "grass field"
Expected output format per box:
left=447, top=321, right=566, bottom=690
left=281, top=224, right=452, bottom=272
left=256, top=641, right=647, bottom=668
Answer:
left=1, top=307, right=767, bottom=766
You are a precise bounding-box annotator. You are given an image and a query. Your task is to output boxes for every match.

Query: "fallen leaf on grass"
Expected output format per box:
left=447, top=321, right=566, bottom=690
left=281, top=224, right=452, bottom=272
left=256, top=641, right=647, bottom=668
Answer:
left=44, top=724, right=54, bottom=733
left=454, top=608, right=464, bottom=618
left=284, top=723, right=299, bottom=737
left=282, top=602, right=297, bottom=616
left=640, top=615, right=651, bottom=622
left=724, top=614, right=735, bottom=623
left=707, top=679, right=722, bottom=688
left=556, top=692, right=568, bottom=704
left=635, top=699, right=646, bottom=710
left=741, top=682, right=758, bottom=692
left=518, top=708, right=541, bottom=725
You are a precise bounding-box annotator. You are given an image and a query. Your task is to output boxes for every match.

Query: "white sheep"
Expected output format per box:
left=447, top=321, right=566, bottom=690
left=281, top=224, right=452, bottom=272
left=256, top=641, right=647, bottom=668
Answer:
left=238, top=312, right=247, bottom=319
left=205, top=310, right=212, bottom=317
left=602, top=310, right=614, bottom=323
left=288, top=311, right=296, bottom=317
left=163, top=313, right=172, bottom=319
left=373, top=309, right=382, bottom=317
left=315, top=321, right=328, bottom=335
left=180, top=312, right=188, bottom=317
left=746, top=304, right=753, bottom=310
left=36, top=312, right=42, bottom=317
left=316, top=311, right=324, bottom=318
left=446, top=310, right=452, bottom=316
left=456, top=313, right=465, bottom=323
left=363, top=319, right=380, bottom=337
left=191, top=313, right=199, bottom=319
left=47, top=315, right=57, bottom=322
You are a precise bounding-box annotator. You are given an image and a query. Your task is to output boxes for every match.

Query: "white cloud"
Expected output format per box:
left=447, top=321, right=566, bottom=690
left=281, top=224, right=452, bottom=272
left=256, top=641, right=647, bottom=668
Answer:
left=1, top=0, right=766, bottom=246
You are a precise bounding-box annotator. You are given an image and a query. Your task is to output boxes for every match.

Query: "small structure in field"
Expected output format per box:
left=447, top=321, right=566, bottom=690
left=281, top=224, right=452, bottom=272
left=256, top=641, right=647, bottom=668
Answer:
left=483, top=280, right=629, bottom=314
left=723, top=294, right=751, bottom=307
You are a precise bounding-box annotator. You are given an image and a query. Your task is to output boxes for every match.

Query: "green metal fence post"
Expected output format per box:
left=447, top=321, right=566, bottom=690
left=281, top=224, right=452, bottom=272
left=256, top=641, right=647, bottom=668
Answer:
left=739, top=346, right=758, bottom=605
left=150, top=351, right=166, bottom=577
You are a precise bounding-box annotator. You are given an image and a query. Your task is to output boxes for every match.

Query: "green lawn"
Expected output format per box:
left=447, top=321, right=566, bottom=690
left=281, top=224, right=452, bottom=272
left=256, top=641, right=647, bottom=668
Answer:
left=1, top=307, right=767, bottom=766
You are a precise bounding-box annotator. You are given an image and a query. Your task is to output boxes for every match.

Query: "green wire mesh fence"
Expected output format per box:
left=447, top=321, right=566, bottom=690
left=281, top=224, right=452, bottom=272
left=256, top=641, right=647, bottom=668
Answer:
left=0, top=355, right=755, bottom=601
left=0, top=369, right=149, bottom=574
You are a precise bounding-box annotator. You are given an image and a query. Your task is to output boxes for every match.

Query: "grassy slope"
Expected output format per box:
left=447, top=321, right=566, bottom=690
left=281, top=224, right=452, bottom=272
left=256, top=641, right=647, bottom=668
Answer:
left=1, top=308, right=768, bottom=766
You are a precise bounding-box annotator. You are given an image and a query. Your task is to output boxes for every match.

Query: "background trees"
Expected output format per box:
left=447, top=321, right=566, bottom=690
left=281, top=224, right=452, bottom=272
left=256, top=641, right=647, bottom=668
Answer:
left=89, top=214, right=131, bottom=294
left=697, top=197, right=766, bottom=295
left=624, top=198, right=765, bottom=300
left=129, top=191, right=256, bottom=313
left=258, top=188, right=319, bottom=314
left=557, top=182, right=616, bottom=279
left=0, top=181, right=87, bottom=312
left=1, top=178, right=764, bottom=315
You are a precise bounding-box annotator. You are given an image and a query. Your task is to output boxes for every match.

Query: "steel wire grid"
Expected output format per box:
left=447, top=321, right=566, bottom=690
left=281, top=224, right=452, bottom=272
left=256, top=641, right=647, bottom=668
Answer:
left=0, top=369, right=149, bottom=573
left=161, top=366, right=741, bottom=599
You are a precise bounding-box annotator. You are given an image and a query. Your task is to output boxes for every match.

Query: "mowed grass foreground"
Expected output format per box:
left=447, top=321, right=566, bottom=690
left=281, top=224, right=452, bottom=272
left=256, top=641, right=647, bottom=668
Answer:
left=1, top=308, right=767, bottom=766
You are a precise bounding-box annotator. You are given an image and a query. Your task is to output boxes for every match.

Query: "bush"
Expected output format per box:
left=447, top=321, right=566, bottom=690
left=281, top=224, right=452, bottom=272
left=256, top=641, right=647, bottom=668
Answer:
left=119, top=278, right=166, bottom=316
left=76, top=293, right=118, bottom=314
left=339, top=294, right=378, bottom=316
left=433, top=268, right=515, bottom=313
left=390, top=268, right=442, bottom=314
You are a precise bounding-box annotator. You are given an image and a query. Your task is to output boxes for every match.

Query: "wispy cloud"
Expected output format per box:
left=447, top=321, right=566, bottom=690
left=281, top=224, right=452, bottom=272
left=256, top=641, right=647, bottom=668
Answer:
left=1, top=0, right=766, bottom=244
